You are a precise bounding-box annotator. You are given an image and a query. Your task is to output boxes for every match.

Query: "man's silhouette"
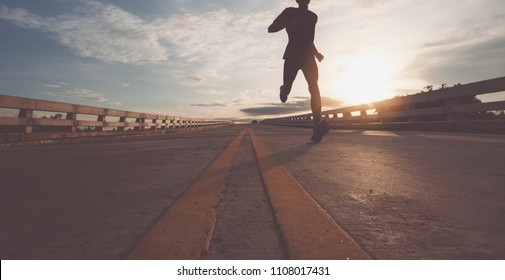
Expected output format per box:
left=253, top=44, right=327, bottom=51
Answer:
left=269, top=0, right=328, bottom=142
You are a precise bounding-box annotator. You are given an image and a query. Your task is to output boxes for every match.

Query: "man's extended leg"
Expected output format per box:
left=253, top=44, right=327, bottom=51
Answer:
left=302, top=57, right=328, bottom=143
left=309, top=83, right=321, bottom=124
left=281, top=60, right=300, bottom=103
left=302, top=58, right=321, bottom=125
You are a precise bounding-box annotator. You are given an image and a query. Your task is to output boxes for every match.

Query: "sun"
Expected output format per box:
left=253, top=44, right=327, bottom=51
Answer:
left=334, top=53, right=398, bottom=105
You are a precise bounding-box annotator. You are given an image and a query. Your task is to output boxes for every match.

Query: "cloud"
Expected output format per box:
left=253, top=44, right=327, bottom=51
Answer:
left=355, top=0, right=393, bottom=8
left=0, top=3, right=167, bottom=64
left=44, top=84, right=62, bottom=88
left=108, top=100, right=124, bottom=106
left=300, top=0, right=393, bottom=11
left=0, top=2, right=274, bottom=69
left=240, top=96, right=344, bottom=116
left=156, top=9, right=275, bottom=84
left=0, top=1, right=281, bottom=107
left=45, top=88, right=124, bottom=106
left=241, top=106, right=307, bottom=116
left=291, top=0, right=347, bottom=10
left=47, top=88, right=109, bottom=103
left=423, top=13, right=505, bottom=48
left=170, top=71, right=206, bottom=84
left=198, top=89, right=227, bottom=96
left=43, top=82, right=67, bottom=88
left=407, top=34, right=505, bottom=84
left=190, top=102, right=227, bottom=107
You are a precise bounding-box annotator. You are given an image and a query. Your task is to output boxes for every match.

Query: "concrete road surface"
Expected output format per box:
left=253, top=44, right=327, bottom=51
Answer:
left=0, top=126, right=244, bottom=259
left=254, top=125, right=505, bottom=259
left=1, top=124, right=504, bottom=259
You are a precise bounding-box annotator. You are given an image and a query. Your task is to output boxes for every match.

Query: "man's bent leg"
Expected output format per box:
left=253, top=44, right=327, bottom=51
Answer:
left=282, top=60, right=300, bottom=97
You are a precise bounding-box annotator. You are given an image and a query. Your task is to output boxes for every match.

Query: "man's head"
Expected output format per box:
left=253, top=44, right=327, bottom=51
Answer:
left=296, top=0, right=311, bottom=7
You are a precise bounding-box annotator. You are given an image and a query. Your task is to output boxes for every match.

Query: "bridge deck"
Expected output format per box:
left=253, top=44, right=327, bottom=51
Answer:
left=1, top=124, right=504, bottom=259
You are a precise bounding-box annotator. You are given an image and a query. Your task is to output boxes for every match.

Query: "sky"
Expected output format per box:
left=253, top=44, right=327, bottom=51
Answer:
left=1, top=0, right=504, bottom=121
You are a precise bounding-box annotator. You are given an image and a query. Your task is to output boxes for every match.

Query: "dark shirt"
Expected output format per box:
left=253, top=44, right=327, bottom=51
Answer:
left=273, top=7, right=318, bottom=61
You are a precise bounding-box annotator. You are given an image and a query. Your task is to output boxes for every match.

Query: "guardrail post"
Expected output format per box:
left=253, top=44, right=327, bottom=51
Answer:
left=18, top=109, right=33, bottom=133
left=66, top=113, right=77, bottom=133
left=135, top=118, right=144, bottom=131
left=151, top=119, right=157, bottom=130
left=118, top=117, right=126, bottom=132
left=377, top=107, right=390, bottom=123
left=96, top=115, right=105, bottom=132
left=343, top=112, right=352, bottom=124
left=406, top=104, right=420, bottom=122
left=328, top=115, right=335, bottom=123
left=360, top=110, right=368, bottom=123
left=445, top=98, right=464, bottom=121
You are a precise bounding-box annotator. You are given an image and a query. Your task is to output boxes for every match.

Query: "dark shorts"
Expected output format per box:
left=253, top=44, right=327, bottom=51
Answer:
left=283, top=56, right=318, bottom=93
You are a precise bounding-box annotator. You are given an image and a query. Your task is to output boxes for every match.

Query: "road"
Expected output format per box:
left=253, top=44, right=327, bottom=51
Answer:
left=1, top=124, right=504, bottom=259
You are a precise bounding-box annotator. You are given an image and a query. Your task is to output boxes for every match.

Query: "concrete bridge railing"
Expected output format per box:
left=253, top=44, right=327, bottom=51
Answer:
left=0, top=95, right=232, bottom=143
left=262, top=76, right=505, bottom=133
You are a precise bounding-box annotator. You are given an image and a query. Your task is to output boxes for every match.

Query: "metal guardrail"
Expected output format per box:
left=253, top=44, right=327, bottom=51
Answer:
left=0, top=94, right=232, bottom=143
left=262, top=76, right=505, bottom=133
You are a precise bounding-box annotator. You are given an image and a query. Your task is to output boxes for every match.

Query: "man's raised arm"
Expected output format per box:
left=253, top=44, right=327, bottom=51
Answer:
left=268, top=9, right=294, bottom=33
left=268, top=21, right=285, bottom=33
left=269, top=16, right=304, bottom=33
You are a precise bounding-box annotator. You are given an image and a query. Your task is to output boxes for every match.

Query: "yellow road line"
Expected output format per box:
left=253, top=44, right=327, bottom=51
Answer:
left=128, top=129, right=246, bottom=259
left=249, top=129, right=372, bottom=260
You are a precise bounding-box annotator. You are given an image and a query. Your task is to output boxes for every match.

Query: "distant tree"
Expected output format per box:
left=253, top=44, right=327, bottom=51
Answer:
left=50, top=113, right=63, bottom=120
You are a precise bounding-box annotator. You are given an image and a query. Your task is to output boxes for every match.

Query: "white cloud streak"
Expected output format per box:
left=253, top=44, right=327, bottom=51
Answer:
left=0, top=2, right=274, bottom=67
left=44, top=87, right=124, bottom=107
left=0, top=3, right=169, bottom=64
left=47, top=88, right=108, bottom=103
left=0, top=1, right=278, bottom=89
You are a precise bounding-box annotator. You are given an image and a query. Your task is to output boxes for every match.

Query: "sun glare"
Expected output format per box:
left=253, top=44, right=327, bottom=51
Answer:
left=334, top=53, right=398, bottom=105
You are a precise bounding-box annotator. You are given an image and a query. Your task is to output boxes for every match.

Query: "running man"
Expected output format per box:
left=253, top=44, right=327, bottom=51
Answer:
left=268, top=0, right=328, bottom=142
